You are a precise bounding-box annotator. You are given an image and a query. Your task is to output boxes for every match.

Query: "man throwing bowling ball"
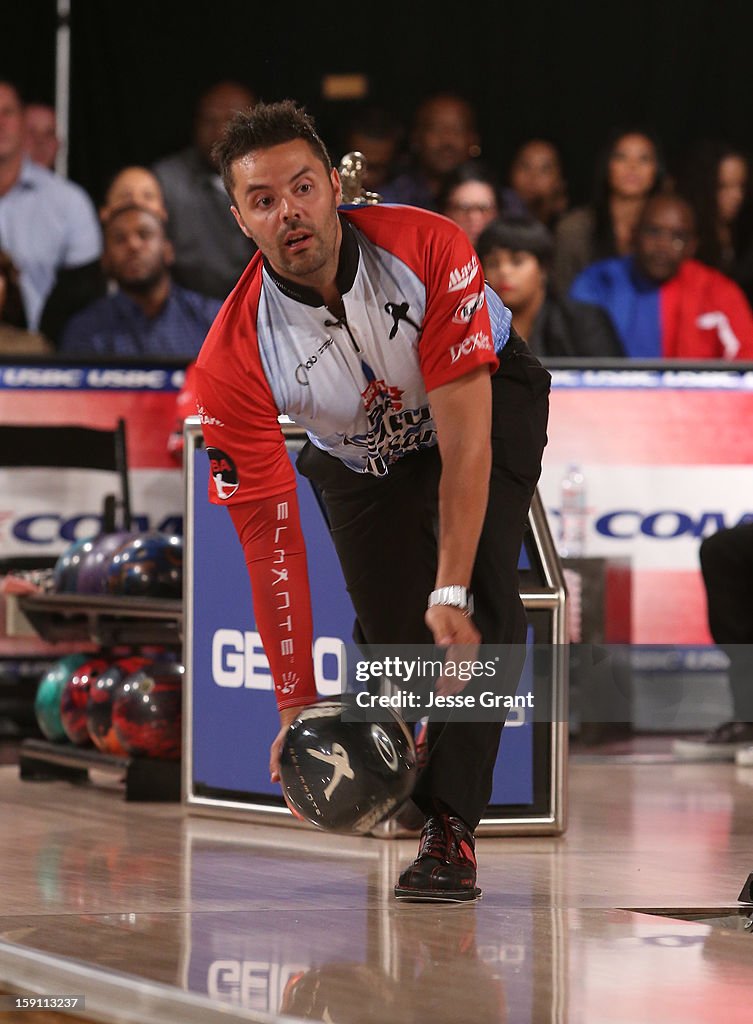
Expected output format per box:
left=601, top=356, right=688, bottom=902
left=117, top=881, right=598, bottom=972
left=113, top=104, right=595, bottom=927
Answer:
left=195, top=101, right=550, bottom=902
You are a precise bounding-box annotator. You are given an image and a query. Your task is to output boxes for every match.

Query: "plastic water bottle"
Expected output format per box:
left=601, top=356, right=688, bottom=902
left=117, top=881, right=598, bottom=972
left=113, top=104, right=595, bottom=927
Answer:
left=559, top=463, right=587, bottom=558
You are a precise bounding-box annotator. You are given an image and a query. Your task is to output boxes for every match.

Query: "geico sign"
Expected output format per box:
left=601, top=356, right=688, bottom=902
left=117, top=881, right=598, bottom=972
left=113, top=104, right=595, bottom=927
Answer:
left=595, top=510, right=753, bottom=540
left=12, top=513, right=182, bottom=544
left=207, top=959, right=303, bottom=1007
left=212, top=629, right=343, bottom=695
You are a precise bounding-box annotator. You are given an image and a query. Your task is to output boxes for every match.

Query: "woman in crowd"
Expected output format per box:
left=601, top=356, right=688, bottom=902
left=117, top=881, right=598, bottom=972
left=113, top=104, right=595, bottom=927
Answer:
left=552, top=127, right=666, bottom=296
left=508, top=138, right=569, bottom=230
left=676, top=140, right=753, bottom=304
left=437, top=160, right=526, bottom=247
left=477, top=216, right=624, bottom=358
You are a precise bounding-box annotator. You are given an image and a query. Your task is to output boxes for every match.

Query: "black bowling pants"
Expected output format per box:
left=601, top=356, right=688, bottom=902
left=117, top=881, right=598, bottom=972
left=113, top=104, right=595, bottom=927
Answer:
left=297, top=334, right=551, bottom=829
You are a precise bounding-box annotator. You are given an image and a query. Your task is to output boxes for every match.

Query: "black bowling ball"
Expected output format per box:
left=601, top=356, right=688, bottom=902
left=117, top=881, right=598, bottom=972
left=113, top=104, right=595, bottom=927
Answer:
left=279, top=697, right=416, bottom=834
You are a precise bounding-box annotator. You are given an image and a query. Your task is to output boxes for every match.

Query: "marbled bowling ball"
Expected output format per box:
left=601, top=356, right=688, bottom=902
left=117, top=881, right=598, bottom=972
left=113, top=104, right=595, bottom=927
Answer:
left=60, top=658, right=109, bottom=745
left=112, top=661, right=183, bottom=760
left=106, top=531, right=183, bottom=599
left=76, top=531, right=135, bottom=595
left=34, top=654, right=90, bottom=742
left=86, top=655, right=152, bottom=755
left=53, top=536, right=98, bottom=593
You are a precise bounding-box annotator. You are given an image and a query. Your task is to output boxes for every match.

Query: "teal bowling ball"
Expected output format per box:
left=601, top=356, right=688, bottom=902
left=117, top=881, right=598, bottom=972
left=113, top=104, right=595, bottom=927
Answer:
left=34, top=654, right=90, bottom=742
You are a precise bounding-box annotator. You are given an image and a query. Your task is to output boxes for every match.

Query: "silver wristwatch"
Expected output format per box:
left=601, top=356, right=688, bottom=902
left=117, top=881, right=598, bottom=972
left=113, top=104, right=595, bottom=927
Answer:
left=427, top=585, right=474, bottom=616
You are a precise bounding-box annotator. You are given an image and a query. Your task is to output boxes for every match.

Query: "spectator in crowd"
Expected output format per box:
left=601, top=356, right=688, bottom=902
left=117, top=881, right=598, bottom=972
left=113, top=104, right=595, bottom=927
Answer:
left=100, top=165, right=167, bottom=222
left=0, top=250, right=51, bottom=354
left=342, top=105, right=403, bottom=194
left=673, top=523, right=753, bottom=762
left=569, top=194, right=753, bottom=359
left=553, top=127, right=666, bottom=296
left=0, top=80, right=101, bottom=331
left=437, top=160, right=526, bottom=247
left=24, top=102, right=59, bottom=171
left=477, top=216, right=624, bottom=357
left=380, top=92, right=482, bottom=211
left=676, top=139, right=753, bottom=303
left=153, top=80, right=257, bottom=300
left=59, top=203, right=220, bottom=359
left=41, top=165, right=169, bottom=345
left=508, top=138, right=569, bottom=230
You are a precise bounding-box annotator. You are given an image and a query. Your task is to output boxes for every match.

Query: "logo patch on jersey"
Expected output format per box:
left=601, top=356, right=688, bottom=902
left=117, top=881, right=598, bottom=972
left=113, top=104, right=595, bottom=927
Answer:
left=196, top=403, right=224, bottom=427
left=448, top=256, right=479, bottom=293
left=294, top=335, right=335, bottom=385
left=453, top=291, right=485, bottom=324
left=361, top=377, right=404, bottom=412
left=449, top=331, right=493, bottom=364
left=384, top=301, right=421, bottom=339
left=207, top=447, right=239, bottom=500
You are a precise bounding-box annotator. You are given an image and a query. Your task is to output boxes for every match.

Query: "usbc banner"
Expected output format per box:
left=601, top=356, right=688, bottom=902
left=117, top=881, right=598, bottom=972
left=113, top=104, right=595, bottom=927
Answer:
left=0, top=363, right=185, bottom=559
left=540, top=368, right=753, bottom=644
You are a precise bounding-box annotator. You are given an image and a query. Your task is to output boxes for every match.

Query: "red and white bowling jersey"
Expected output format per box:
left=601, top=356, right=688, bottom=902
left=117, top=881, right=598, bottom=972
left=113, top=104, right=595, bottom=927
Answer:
left=195, top=204, right=510, bottom=504
left=193, top=204, right=511, bottom=710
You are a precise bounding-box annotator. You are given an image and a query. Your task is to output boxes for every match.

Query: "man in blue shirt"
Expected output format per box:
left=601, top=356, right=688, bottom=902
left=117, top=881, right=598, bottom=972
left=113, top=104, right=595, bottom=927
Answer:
left=59, top=204, right=221, bottom=358
left=0, top=80, right=101, bottom=331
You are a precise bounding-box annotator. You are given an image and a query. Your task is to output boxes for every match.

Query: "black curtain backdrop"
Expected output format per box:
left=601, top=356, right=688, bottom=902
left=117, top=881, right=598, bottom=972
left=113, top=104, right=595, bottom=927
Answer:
left=3, top=0, right=753, bottom=207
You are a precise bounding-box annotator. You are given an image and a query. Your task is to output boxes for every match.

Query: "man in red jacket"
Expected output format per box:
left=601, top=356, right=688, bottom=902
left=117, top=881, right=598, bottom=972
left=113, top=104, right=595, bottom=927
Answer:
left=570, top=195, right=753, bottom=359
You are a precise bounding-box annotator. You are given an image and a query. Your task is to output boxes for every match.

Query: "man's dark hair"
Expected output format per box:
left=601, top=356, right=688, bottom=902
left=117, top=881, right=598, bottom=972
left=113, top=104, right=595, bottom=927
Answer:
left=437, top=159, right=501, bottom=215
left=476, top=215, right=554, bottom=267
left=213, top=99, right=332, bottom=201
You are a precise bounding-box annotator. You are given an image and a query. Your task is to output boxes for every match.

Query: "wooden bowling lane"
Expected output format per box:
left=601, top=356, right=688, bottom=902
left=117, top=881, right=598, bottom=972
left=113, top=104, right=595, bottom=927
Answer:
left=0, top=759, right=753, bottom=1022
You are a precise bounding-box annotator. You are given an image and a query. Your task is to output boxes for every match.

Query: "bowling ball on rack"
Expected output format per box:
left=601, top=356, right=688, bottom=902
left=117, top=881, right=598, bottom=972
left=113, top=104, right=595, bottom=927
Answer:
left=279, top=697, right=417, bottom=834
left=60, top=657, right=109, bottom=745
left=34, top=653, right=90, bottom=742
left=76, top=531, right=136, bottom=595
left=86, top=655, right=153, bottom=755
left=112, top=661, right=183, bottom=760
left=106, top=531, right=183, bottom=599
left=53, top=536, right=98, bottom=593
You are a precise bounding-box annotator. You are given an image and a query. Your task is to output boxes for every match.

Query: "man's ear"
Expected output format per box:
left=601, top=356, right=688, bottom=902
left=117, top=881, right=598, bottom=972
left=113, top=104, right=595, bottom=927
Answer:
left=331, top=167, right=343, bottom=207
left=231, top=206, right=253, bottom=239
left=685, top=236, right=698, bottom=260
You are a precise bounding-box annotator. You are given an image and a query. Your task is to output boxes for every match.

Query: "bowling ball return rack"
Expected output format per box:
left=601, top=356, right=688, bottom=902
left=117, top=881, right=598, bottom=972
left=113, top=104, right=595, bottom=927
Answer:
left=12, top=591, right=182, bottom=802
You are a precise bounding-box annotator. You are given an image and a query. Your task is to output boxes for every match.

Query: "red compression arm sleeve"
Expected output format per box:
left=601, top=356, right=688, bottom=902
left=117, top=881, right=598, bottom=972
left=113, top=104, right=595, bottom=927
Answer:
left=228, top=488, right=317, bottom=711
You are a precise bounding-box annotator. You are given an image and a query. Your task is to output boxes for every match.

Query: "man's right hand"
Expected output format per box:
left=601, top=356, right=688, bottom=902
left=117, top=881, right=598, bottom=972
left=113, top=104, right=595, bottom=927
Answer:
left=270, top=706, right=303, bottom=784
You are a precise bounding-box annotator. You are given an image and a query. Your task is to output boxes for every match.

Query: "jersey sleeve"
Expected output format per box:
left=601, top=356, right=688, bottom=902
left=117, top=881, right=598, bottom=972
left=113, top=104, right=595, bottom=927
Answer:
left=229, top=492, right=317, bottom=711
left=417, top=224, right=500, bottom=391
left=193, top=364, right=295, bottom=504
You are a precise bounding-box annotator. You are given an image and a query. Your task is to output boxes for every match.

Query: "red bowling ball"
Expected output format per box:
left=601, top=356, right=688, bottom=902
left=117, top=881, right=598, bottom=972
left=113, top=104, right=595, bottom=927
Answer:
left=112, top=661, right=183, bottom=760
left=60, top=658, right=109, bottom=746
left=86, top=656, right=152, bottom=755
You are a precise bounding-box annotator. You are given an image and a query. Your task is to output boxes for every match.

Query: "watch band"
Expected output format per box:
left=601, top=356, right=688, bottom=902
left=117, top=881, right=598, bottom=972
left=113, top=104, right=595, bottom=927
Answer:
left=427, top=585, right=474, bottom=616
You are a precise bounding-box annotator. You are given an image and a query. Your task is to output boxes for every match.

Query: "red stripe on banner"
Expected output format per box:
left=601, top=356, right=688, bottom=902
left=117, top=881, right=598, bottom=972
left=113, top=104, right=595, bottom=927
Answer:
left=0, top=391, right=178, bottom=469
left=547, top=391, right=753, bottom=464
left=633, top=569, right=712, bottom=644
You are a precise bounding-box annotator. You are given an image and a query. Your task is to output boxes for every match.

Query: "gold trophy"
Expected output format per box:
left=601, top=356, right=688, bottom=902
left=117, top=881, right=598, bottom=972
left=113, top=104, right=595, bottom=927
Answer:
left=338, top=151, right=383, bottom=205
